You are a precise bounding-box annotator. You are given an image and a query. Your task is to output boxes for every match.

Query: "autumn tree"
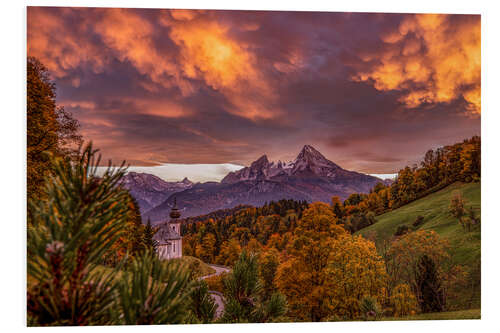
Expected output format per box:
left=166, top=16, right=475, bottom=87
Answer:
left=387, top=230, right=449, bottom=293
left=259, top=248, right=280, bottom=301
left=385, top=230, right=466, bottom=312
left=390, top=284, right=418, bottom=317
left=326, top=235, right=388, bottom=319
left=196, top=233, right=217, bottom=263
left=27, top=57, right=82, bottom=202
left=276, top=203, right=386, bottom=321
left=126, top=196, right=145, bottom=257
left=216, top=239, right=242, bottom=266
left=103, top=192, right=144, bottom=264
left=449, top=191, right=467, bottom=228
left=331, top=196, right=344, bottom=218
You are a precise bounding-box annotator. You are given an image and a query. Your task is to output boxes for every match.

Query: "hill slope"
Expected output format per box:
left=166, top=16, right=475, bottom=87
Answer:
left=357, top=182, right=480, bottom=309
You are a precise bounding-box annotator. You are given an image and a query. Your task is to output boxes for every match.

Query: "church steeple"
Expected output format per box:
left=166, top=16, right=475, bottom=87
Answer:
left=170, top=197, right=181, bottom=220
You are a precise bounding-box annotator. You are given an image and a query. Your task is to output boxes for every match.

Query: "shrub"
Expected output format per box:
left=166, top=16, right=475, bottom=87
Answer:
left=412, top=215, right=425, bottom=228
left=394, top=224, right=410, bottom=237
left=359, top=296, right=382, bottom=320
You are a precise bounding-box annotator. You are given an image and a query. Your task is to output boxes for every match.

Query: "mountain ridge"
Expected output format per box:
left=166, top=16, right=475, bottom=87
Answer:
left=120, top=171, right=194, bottom=212
left=141, top=145, right=383, bottom=223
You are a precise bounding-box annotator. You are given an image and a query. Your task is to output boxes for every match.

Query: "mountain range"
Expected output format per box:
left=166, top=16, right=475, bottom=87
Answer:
left=122, top=145, right=385, bottom=224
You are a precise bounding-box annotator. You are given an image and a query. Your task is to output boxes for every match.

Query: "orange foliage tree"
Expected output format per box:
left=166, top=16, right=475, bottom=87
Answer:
left=276, top=202, right=387, bottom=321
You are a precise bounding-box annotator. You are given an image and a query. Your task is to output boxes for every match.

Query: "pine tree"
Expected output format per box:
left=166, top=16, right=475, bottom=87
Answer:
left=126, top=195, right=145, bottom=257
left=221, top=251, right=287, bottom=323
left=143, top=219, right=157, bottom=253
left=415, top=255, right=445, bottom=313
left=27, top=144, right=130, bottom=325
left=116, top=250, right=193, bottom=324
left=188, top=280, right=217, bottom=323
left=27, top=144, right=193, bottom=326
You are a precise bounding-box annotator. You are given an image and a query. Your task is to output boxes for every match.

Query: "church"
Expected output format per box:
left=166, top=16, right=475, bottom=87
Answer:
left=154, top=199, right=183, bottom=260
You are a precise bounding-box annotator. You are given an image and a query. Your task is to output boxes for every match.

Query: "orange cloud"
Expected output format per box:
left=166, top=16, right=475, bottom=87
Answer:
left=27, top=7, right=106, bottom=78
left=28, top=8, right=281, bottom=121
left=165, top=13, right=277, bottom=120
left=93, top=9, right=193, bottom=94
left=353, top=14, right=481, bottom=115
left=170, top=9, right=204, bottom=21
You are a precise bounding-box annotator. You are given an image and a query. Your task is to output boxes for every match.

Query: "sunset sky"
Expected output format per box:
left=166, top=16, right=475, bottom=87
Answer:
left=27, top=7, right=480, bottom=176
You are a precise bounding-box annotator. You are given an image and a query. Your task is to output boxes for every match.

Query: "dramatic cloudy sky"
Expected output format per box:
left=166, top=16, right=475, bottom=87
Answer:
left=27, top=7, right=480, bottom=177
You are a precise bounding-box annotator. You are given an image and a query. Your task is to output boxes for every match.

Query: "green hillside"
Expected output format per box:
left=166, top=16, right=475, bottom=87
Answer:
left=357, top=182, right=481, bottom=309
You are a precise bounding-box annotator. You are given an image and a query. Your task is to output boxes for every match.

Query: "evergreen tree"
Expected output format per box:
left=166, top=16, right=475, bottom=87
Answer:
left=221, top=251, right=287, bottom=323
left=143, top=219, right=157, bottom=253
left=127, top=195, right=145, bottom=256
left=116, top=251, right=193, bottom=324
left=188, top=280, right=217, bottom=323
left=415, top=255, right=445, bottom=313
left=27, top=144, right=193, bottom=326
left=27, top=144, right=131, bottom=325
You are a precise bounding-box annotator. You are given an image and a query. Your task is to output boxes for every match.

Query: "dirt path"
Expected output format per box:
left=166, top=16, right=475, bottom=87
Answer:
left=200, top=264, right=231, bottom=319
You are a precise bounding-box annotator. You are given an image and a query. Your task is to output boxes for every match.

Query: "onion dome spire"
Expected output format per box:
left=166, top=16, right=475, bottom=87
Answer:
left=169, top=197, right=181, bottom=219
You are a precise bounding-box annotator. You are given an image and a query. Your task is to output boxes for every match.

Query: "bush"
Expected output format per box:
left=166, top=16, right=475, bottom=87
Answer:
left=412, top=215, right=425, bottom=228
left=359, top=296, right=382, bottom=320
left=394, top=224, right=410, bottom=237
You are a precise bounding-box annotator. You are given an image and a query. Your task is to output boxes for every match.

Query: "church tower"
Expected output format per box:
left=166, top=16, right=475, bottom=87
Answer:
left=154, top=197, right=183, bottom=259
left=169, top=198, right=182, bottom=235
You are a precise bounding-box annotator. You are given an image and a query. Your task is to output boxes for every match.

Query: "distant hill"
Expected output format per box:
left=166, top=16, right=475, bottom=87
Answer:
left=357, top=182, right=481, bottom=310
left=120, top=172, right=193, bottom=212
left=144, top=145, right=383, bottom=223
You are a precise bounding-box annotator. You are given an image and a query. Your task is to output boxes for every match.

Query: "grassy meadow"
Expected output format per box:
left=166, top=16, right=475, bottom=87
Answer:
left=358, top=182, right=481, bottom=311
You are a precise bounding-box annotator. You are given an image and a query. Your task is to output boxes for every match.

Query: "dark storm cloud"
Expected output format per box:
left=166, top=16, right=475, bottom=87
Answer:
left=27, top=7, right=480, bottom=174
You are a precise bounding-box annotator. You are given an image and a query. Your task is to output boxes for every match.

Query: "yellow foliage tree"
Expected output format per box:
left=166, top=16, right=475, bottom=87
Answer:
left=196, top=233, right=216, bottom=263
left=276, top=202, right=387, bottom=321
left=390, top=284, right=419, bottom=317
left=326, top=234, right=388, bottom=319
left=215, top=238, right=242, bottom=266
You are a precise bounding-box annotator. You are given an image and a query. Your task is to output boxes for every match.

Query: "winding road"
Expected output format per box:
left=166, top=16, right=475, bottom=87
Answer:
left=200, top=264, right=231, bottom=319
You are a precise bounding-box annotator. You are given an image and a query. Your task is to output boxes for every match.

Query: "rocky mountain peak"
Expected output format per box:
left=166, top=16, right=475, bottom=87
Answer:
left=250, top=155, right=269, bottom=169
left=181, top=177, right=193, bottom=185
left=295, top=145, right=330, bottom=164
left=221, top=145, right=348, bottom=183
